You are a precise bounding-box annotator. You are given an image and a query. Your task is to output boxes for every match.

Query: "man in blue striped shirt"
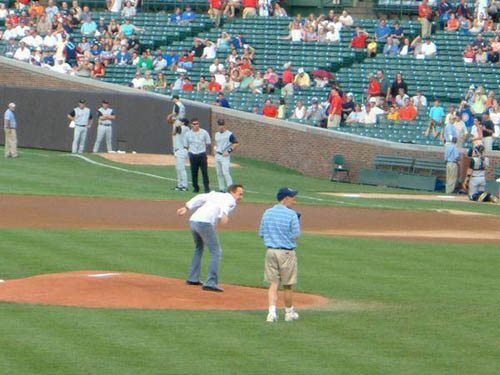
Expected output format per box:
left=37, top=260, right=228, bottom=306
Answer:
left=259, top=187, right=301, bottom=323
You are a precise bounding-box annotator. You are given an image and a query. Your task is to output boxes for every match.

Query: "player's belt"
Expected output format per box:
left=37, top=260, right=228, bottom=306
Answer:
left=268, top=247, right=295, bottom=251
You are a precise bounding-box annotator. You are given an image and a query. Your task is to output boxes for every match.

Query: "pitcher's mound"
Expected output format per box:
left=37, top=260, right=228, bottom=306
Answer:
left=0, top=271, right=328, bottom=310
left=99, top=153, right=240, bottom=168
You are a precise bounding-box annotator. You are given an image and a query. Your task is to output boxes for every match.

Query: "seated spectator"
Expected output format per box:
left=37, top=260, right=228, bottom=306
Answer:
left=459, top=15, right=472, bottom=34
left=137, top=51, right=153, bottom=70
left=383, top=37, right=399, bottom=55
left=100, top=45, right=114, bottom=65
left=273, top=2, right=287, bottom=17
left=262, top=99, right=278, bottom=118
left=90, top=59, right=105, bottom=78
left=231, top=32, right=247, bottom=50
left=181, top=5, right=196, bottom=23
left=171, top=73, right=186, bottom=91
left=170, top=7, right=182, bottom=23
left=398, top=37, right=413, bottom=56
left=251, top=104, right=261, bottom=115
left=304, top=24, right=319, bottom=42
left=291, top=99, right=306, bottom=120
left=445, top=13, right=460, bottom=31
left=374, top=19, right=391, bottom=42
left=182, top=78, right=194, bottom=91
left=425, top=98, right=446, bottom=138
left=2, top=24, right=17, bottom=42
left=0, top=4, right=7, bottom=20
left=29, top=0, right=44, bottom=19
left=80, top=16, right=97, bottom=36
left=470, top=117, right=484, bottom=146
left=399, top=98, right=418, bottom=120
left=197, top=75, right=209, bottom=91
left=165, top=49, right=179, bottom=69
left=485, top=90, right=496, bottom=109
left=213, top=93, right=230, bottom=108
left=278, top=22, right=303, bottom=42
left=21, top=29, right=43, bottom=49
left=74, top=56, right=92, bottom=76
left=248, top=71, right=263, bottom=93
left=325, top=24, right=340, bottom=43
left=387, top=105, right=399, bottom=120
left=263, top=67, right=278, bottom=94
left=214, top=67, right=227, bottom=87
left=127, top=33, right=141, bottom=55
left=475, top=48, right=488, bottom=63
left=120, top=18, right=144, bottom=37
left=367, top=38, right=377, bottom=57
left=223, top=74, right=235, bottom=92
left=472, top=33, right=488, bottom=50
left=5, top=38, right=18, bottom=58
left=412, top=90, right=428, bottom=108
left=150, top=52, right=166, bottom=71
left=70, top=0, right=82, bottom=20
left=200, top=39, right=217, bottom=59
left=208, top=75, right=222, bottom=92
left=420, top=38, right=437, bottom=58
left=293, top=68, right=310, bottom=89
left=395, top=88, right=409, bottom=107
left=364, top=98, right=385, bottom=125
left=242, top=0, right=257, bottom=19
left=115, top=46, right=131, bottom=65
left=339, top=10, right=353, bottom=27
left=177, top=50, right=193, bottom=71
left=216, top=32, right=231, bottom=51
left=155, top=72, right=167, bottom=90
left=306, top=98, right=326, bottom=122
left=14, top=41, right=31, bottom=62
left=349, top=27, right=369, bottom=49
left=346, top=103, right=366, bottom=123
left=121, top=1, right=136, bottom=18
left=141, top=70, right=154, bottom=91
left=209, top=58, right=224, bottom=74
left=463, top=44, right=475, bottom=62
left=97, top=17, right=108, bottom=35
left=51, top=58, right=73, bottom=75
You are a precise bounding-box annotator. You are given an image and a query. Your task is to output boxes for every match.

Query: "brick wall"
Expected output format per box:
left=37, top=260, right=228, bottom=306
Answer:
left=212, top=108, right=500, bottom=182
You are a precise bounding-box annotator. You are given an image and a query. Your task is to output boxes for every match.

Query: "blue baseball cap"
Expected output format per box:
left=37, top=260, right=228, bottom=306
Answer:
left=277, top=187, right=298, bottom=201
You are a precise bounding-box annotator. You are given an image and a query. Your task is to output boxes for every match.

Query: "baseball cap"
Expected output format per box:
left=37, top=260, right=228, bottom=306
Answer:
left=298, top=68, right=304, bottom=74
left=347, top=92, right=354, bottom=97
left=78, top=99, right=85, bottom=104
left=277, top=187, right=298, bottom=201
left=8, top=103, right=16, bottom=108
left=102, top=99, right=109, bottom=104
left=369, top=97, right=377, bottom=103
left=311, top=97, right=318, bottom=103
left=217, top=119, right=225, bottom=126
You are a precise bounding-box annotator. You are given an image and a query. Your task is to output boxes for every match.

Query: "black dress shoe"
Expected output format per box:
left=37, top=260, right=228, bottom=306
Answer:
left=193, top=189, right=199, bottom=193
left=186, top=280, right=203, bottom=285
left=202, top=285, right=224, bottom=292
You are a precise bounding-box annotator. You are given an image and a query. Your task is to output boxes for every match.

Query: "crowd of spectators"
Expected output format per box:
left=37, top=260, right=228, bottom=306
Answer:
left=462, top=33, right=500, bottom=63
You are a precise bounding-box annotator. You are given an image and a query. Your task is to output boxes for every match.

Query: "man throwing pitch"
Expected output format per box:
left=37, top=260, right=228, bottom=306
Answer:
left=177, top=184, right=244, bottom=292
left=259, top=187, right=301, bottom=323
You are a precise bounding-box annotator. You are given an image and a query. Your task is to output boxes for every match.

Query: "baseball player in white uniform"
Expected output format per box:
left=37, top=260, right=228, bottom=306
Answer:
left=92, top=100, right=115, bottom=153
left=68, top=99, right=93, bottom=153
left=166, top=95, right=188, bottom=191
left=214, top=119, right=239, bottom=192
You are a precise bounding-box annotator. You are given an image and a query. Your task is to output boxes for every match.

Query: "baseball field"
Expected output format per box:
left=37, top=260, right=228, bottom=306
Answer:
left=0, top=147, right=499, bottom=375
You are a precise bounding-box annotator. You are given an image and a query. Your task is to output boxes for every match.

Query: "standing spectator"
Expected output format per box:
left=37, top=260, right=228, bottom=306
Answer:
left=390, top=73, right=408, bottom=100
left=377, top=70, right=391, bottom=102
left=281, top=62, right=294, bottom=96
left=242, top=0, right=257, bottom=19
left=258, top=0, right=272, bottom=17
left=259, top=187, right=301, bottom=323
left=367, top=73, right=381, bottom=100
left=186, top=118, right=211, bottom=193
left=349, top=27, right=369, bottom=49
left=341, top=93, right=355, bottom=122
left=443, top=115, right=458, bottom=143
left=453, top=114, right=468, bottom=148
left=437, top=0, right=453, bottom=29
left=418, top=0, right=433, bottom=38
left=277, top=98, right=287, bottom=119
left=481, top=112, right=495, bottom=151
left=121, top=1, right=136, bottom=17
left=445, top=137, right=461, bottom=193
left=92, top=100, right=115, bottom=153
left=3, top=103, right=18, bottom=158
left=68, top=99, right=93, bottom=154
left=425, top=99, right=446, bottom=138
left=262, top=99, right=278, bottom=118
left=339, top=10, right=354, bottom=27
left=327, top=87, right=343, bottom=128
left=213, top=119, right=239, bottom=193
left=209, top=0, right=223, bottom=27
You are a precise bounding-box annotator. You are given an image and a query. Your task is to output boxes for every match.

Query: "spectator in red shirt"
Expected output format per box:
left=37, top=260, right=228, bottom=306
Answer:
left=398, top=98, right=418, bottom=120
left=242, top=0, right=257, bottom=19
left=367, top=73, right=381, bottom=100
left=182, top=78, right=194, bottom=91
left=262, top=99, right=278, bottom=118
left=209, top=0, right=223, bottom=27
left=208, top=75, right=222, bottom=92
left=328, top=87, right=343, bottom=128
left=418, top=0, right=433, bottom=38
left=281, top=62, right=294, bottom=96
left=349, top=27, right=369, bottom=49
left=90, top=60, right=105, bottom=78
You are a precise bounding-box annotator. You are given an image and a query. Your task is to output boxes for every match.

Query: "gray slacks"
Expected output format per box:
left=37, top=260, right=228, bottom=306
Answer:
left=93, top=125, right=113, bottom=152
left=215, top=153, right=232, bottom=191
left=187, top=221, right=222, bottom=287
left=72, top=126, right=88, bottom=153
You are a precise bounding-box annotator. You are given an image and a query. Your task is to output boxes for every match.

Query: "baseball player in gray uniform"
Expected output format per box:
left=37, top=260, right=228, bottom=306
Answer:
left=172, top=118, right=190, bottom=191
left=464, top=145, right=497, bottom=202
left=214, top=119, right=239, bottom=192
left=92, top=100, right=115, bottom=153
left=68, top=99, right=93, bottom=153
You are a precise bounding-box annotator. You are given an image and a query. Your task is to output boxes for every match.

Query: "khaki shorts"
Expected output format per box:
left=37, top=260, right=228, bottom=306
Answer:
left=264, top=249, right=297, bottom=285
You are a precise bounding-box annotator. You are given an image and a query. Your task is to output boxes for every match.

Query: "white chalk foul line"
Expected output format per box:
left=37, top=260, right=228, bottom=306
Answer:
left=88, top=273, right=121, bottom=278
left=71, top=154, right=177, bottom=182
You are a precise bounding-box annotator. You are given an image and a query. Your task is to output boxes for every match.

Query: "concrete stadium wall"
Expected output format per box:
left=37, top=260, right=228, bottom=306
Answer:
left=1, top=56, right=498, bottom=182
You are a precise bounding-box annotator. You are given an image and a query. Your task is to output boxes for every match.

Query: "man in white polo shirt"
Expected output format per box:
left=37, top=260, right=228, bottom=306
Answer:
left=177, top=184, right=244, bottom=292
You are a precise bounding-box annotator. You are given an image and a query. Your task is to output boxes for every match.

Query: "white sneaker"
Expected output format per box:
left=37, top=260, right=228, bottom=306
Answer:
left=266, top=313, right=278, bottom=322
left=284, top=311, right=299, bottom=322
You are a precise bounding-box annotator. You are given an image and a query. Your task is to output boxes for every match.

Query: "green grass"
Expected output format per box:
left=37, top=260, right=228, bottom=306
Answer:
left=0, top=229, right=499, bottom=374
left=1, top=148, right=498, bottom=215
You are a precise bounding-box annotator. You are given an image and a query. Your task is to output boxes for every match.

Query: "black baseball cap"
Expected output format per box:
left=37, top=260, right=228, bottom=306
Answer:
left=277, top=187, right=298, bottom=201
left=102, top=99, right=109, bottom=104
left=217, top=119, right=225, bottom=126
left=79, top=99, right=85, bottom=103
